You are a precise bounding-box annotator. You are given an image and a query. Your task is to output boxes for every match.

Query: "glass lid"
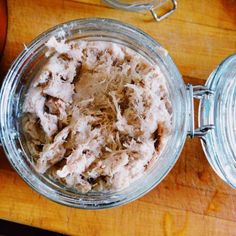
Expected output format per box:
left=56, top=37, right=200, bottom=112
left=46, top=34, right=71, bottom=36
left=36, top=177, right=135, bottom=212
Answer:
left=199, top=54, right=236, bottom=187
left=103, top=0, right=177, bottom=22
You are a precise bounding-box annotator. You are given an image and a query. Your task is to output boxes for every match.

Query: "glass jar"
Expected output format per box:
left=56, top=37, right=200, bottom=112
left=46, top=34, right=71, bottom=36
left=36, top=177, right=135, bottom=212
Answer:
left=0, top=18, right=235, bottom=209
left=103, top=0, right=177, bottom=22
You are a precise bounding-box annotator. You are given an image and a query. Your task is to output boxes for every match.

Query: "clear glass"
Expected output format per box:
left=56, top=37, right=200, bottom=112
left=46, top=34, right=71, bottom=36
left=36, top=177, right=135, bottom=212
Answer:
left=103, top=0, right=177, bottom=22
left=104, top=0, right=167, bottom=12
left=0, top=18, right=188, bottom=209
left=199, top=54, right=236, bottom=187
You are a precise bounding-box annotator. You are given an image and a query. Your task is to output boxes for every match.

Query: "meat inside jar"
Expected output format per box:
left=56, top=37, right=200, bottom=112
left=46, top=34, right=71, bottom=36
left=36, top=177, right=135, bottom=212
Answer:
left=22, top=37, right=172, bottom=193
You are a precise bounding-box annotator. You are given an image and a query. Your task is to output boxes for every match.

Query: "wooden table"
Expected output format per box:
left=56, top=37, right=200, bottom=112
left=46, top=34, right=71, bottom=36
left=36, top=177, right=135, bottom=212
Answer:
left=0, top=0, right=236, bottom=235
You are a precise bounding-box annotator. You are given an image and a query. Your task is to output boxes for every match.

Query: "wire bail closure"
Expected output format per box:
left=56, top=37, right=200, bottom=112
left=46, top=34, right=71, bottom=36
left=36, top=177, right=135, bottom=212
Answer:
left=187, top=84, right=215, bottom=138
left=150, top=0, right=177, bottom=22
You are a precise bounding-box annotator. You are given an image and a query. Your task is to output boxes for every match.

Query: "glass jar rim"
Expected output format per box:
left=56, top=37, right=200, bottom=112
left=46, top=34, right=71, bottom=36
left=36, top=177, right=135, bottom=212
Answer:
left=199, top=54, right=236, bottom=188
left=0, top=18, right=188, bottom=209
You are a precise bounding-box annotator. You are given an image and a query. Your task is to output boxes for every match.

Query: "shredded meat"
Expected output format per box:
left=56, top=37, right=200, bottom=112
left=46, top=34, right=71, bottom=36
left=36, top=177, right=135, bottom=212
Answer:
left=22, top=37, right=172, bottom=192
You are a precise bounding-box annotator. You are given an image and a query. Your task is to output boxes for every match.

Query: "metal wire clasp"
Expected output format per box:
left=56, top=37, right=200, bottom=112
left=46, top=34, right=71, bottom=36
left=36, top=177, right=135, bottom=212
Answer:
left=187, top=84, right=214, bottom=138
left=150, top=0, right=177, bottom=22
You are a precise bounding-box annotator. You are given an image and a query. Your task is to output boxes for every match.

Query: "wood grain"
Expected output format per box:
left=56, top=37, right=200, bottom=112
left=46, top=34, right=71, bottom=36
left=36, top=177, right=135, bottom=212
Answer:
left=0, top=0, right=236, bottom=235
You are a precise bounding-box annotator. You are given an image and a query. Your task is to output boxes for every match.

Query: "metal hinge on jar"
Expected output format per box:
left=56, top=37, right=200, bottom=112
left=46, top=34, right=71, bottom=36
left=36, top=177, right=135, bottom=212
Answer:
left=187, top=84, right=215, bottom=138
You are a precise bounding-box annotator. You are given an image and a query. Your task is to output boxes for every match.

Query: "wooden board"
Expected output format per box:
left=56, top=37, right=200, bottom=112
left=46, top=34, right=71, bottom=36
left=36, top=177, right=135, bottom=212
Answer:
left=0, top=0, right=236, bottom=235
